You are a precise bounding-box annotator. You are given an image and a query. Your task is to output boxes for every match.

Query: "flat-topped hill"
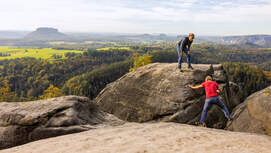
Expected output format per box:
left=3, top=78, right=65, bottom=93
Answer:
left=24, top=27, right=69, bottom=41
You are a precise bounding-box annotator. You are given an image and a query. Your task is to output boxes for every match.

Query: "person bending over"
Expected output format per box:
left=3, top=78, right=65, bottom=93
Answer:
left=177, top=33, right=194, bottom=72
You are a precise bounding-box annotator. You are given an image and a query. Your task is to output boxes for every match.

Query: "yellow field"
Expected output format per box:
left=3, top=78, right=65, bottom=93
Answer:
left=0, top=47, right=82, bottom=60
left=97, top=47, right=131, bottom=51
left=259, top=48, right=271, bottom=50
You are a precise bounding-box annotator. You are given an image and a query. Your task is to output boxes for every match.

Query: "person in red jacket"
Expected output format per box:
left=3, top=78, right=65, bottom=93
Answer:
left=188, top=76, right=231, bottom=127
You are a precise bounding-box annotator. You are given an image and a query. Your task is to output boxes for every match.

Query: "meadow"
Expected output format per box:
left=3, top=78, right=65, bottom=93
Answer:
left=0, top=47, right=82, bottom=60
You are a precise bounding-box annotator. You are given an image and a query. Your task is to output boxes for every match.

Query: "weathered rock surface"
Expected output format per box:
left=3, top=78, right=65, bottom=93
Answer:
left=0, top=96, right=124, bottom=149
left=226, top=85, right=271, bottom=135
left=1, top=122, right=271, bottom=153
left=95, top=63, right=243, bottom=128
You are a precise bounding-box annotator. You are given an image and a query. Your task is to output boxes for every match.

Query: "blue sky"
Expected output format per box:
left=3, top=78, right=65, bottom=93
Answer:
left=1, top=0, right=271, bottom=35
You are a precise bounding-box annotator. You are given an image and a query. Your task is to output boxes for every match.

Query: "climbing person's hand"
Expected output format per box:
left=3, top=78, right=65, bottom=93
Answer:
left=188, top=85, right=193, bottom=88
left=188, top=50, right=190, bottom=54
left=216, top=89, right=221, bottom=93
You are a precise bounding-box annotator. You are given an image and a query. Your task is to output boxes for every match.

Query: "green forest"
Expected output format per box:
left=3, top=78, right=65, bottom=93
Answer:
left=0, top=43, right=271, bottom=102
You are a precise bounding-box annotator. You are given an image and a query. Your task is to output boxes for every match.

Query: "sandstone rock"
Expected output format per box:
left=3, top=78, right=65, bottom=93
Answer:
left=0, top=96, right=124, bottom=149
left=1, top=122, right=271, bottom=153
left=94, top=63, right=242, bottom=128
left=226, top=85, right=271, bottom=135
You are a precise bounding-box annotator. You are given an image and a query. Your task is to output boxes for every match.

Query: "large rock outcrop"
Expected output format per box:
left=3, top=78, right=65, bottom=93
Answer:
left=0, top=96, right=124, bottom=149
left=1, top=122, right=271, bottom=153
left=226, top=85, right=271, bottom=135
left=95, top=63, right=243, bottom=128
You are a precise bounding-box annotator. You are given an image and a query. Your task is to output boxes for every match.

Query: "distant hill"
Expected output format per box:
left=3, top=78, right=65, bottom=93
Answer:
left=0, top=31, right=29, bottom=39
left=0, top=28, right=270, bottom=48
left=211, top=35, right=271, bottom=48
left=24, top=27, right=69, bottom=41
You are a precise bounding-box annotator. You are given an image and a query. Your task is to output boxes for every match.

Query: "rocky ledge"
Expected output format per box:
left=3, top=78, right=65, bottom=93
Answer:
left=227, top=85, right=271, bottom=135
left=0, top=96, right=124, bottom=149
left=1, top=122, right=271, bottom=153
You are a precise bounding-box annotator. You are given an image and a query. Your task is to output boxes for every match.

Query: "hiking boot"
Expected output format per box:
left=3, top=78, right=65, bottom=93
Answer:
left=195, top=122, right=206, bottom=127
left=199, top=123, right=207, bottom=127
left=178, top=67, right=184, bottom=72
left=188, top=66, right=194, bottom=70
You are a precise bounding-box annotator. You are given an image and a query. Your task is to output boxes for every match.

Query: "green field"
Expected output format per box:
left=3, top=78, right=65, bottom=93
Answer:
left=0, top=47, right=82, bottom=60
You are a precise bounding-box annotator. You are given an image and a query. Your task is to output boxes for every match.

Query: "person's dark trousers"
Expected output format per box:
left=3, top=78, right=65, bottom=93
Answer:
left=177, top=44, right=191, bottom=69
left=200, top=96, right=231, bottom=124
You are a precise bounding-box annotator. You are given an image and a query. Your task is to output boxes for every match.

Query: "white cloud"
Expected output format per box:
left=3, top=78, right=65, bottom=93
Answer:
left=0, top=0, right=270, bottom=35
